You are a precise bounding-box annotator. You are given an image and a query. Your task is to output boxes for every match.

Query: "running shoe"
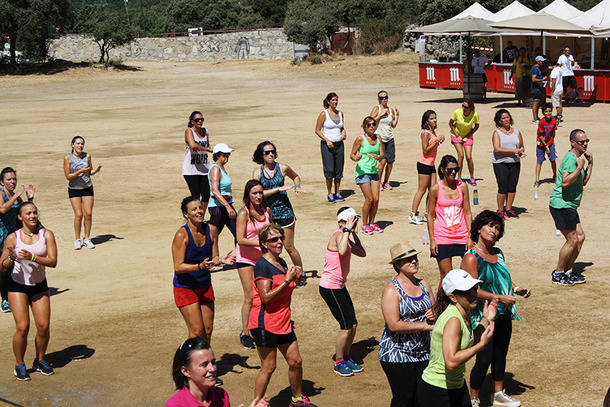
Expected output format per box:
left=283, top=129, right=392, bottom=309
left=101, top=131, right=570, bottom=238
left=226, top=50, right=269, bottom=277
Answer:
left=566, top=271, right=586, bottom=284
left=345, top=358, right=363, bottom=373
left=532, top=119, right=539, bottom=123
left=379, top=184, right=383, bottom=191
left=409, top=212, right=423, bottom=225
left=496, top=211, right=509, bottom=219
left=239, top=333, right=256, bottom=349
left=327, top=194, right=335, bottom=204
left=83, top=238, right=95, bottom=249
left=533, top=181, right=540, bottom=188
left=290, top=395, right=318, bottom=407
left=1, top=300, right=11, bottom=313
left=32, top=358, right=54, bottom=375
left=551, top=271, right=574, bottom=286
left=215, top=376, right=224, bottom=386
left=371, top=223, right=384, bottom=233
left=74, top=239, right=82, bottom=250
left=471, top=399, right=481, bottom=407
left=506, top=209, right=518, bottom=218
left=383, top=182, right=392, bottom=190
left=421, top=213, right=428, bottom=222
left=492, top=390, right=520, bottom=406
left=470, top=177, right=477, bottom=186
left=334, top=193, right=345, bottom=202
left=361, top=225, right=374, bottom=235
left=13, top=364, right=30, bottom=381
left=333, top=361, right=353, bottom=377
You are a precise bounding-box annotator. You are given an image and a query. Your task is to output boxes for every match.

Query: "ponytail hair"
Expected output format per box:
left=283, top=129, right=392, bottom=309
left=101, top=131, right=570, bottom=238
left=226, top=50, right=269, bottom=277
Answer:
left=433, top=288, right=453, bottom=319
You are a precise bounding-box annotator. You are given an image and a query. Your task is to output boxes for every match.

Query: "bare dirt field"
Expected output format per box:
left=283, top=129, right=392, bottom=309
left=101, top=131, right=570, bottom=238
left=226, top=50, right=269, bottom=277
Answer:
left=0, top=52, right=608, bottom=406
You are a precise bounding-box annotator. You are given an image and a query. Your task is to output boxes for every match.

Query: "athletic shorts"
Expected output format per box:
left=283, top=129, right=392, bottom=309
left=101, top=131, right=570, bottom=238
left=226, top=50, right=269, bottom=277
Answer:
left=355, top=173, right=380, bottom=184
left=275, top=216, right=296, bottom=228
left=551, top=92, right=562, bottom=108
left=417, top=379, right=471, bottom=407
left=68, top=186, right=94, bottom=198
left=7, top=276, right=48, bottom=298
left=417, top=162, right=435, bottom=175
left=536, top=145, right=557, bottom=163
left=450, top=135, right=473, bottom=146
left=183, top=174, right=211, bottom=203
left=250, top=328, right=297, bottom=348
left=173, top=284, right=215, bottom=307
left=431, top=244, right=467, bottom=260
left=549, top=206, right=580, bottom=231
left=319, top=286, right=357, bottom=330
left=382, top=139, right=396, bottom=163
left=320, top=140, right=344, bottom=179
left=235, top=262, right=254, bottom=269
left=531, top=87, right=545, bottom=101
left=493, top=162, right=520, bottom=194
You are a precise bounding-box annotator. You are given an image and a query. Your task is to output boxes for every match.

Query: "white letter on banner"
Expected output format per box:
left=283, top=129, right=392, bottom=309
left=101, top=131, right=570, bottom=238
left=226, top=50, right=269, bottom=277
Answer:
left=583, top=76, right=594, bottom=92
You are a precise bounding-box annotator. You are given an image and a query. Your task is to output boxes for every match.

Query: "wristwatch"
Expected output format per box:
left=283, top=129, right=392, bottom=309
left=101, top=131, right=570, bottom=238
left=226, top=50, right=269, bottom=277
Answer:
left=342, top=227, right=351, bottom=233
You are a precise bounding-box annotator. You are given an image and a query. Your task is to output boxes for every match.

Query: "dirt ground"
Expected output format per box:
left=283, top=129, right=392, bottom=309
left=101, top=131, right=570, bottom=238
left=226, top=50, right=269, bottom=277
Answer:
left=0, top=52, right=608, bottom=406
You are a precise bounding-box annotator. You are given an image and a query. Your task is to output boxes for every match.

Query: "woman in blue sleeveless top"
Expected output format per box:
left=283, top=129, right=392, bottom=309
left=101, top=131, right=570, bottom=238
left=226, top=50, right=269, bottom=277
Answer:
left=252, top=141, right=304, bottom=273
left=171, top=197, right=235, bottom=346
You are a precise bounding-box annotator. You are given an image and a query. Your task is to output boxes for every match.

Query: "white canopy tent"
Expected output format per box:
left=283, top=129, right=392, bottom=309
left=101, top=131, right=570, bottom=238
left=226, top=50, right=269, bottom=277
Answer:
left=493, top=1, right=535, bottom=22
left=450, top=2, right=496, bottom=21
left=571, top=0, right=610, bottom=34
left=539, top=0, right=584, bottom=20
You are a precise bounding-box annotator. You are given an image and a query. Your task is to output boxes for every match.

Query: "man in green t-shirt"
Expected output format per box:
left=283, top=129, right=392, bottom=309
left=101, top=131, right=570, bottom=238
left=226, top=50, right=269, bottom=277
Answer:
left=549, top=129, right=593, bottom=286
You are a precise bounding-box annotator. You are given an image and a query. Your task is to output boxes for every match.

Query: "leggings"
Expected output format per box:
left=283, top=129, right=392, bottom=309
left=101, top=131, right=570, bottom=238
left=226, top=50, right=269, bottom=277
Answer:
left=417, top=379, right=471, bottom=407
left=381, top=360, right=428, bottom=407
left=469, top=313, right=512, bottom=389
left=184, top=174, right=210, bottom=203
left=1, top=267, right=9, bottom=301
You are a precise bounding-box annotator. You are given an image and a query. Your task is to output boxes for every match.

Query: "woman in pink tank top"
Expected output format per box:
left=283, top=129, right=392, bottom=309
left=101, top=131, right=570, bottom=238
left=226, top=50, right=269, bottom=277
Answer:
left=0, top=202, right=57, bottom=380
left=235, top=180, right=272, bottom=349
left=426, top=155, right=472, bottom=280
left=410, top=110, right=446, bottom=225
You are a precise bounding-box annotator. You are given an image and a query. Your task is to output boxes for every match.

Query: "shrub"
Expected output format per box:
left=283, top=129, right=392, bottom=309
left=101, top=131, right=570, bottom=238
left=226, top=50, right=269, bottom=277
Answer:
left=356, top=16, right=406, bottom=55
left=308, top=55, right=323, bottom=64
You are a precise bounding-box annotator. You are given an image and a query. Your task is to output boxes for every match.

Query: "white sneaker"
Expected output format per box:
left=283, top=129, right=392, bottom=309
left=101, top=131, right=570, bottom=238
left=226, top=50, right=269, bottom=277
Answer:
left=74, top=239, right=82, bottom=250
left=493, top=390, right=520, bottom=407
left=409, top=212, right=423, bottom=225
left=471, top=400, right=480, bottom=407
left=421, top=213, right=428, bottom=222
left=83, top=238, right=95, bottom=249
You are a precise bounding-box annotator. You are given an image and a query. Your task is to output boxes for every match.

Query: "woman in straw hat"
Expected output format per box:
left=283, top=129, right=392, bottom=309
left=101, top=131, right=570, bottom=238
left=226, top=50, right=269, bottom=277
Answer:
left=379, top=241, right=435, bottom=407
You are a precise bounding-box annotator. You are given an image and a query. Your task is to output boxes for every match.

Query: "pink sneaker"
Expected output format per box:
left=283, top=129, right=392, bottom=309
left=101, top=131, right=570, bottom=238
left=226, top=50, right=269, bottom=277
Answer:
left=383, top=182, right=392, bottom=190
left=372, top=223, right=384, bottom=233
left=361, top=225, right=374, bottom=235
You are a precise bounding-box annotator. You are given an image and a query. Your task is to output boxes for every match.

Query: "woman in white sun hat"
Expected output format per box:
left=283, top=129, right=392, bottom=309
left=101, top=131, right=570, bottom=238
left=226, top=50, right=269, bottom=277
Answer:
left=208, top=143, right=237, bottom=251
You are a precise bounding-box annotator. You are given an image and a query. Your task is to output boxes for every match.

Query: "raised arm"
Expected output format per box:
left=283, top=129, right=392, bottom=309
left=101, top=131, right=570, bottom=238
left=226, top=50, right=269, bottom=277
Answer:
left=561, top=157, right=586, bottom=188
left=0, top=186, right=23, bottom=214
left=281, top=163, right=303, bottom=194
left=442, top=317, right=494, bottom=370
left=88, top=154, right=102, bottom=176
left=255, top=265, right=299, bottom=304
left=391, top=107, right=399, bottom=128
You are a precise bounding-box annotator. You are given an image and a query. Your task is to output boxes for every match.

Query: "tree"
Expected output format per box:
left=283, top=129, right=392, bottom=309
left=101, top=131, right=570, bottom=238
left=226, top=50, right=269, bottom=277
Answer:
left=75, top=5, right=134, bottom=63
left=283, top=0, right=340, bottom=51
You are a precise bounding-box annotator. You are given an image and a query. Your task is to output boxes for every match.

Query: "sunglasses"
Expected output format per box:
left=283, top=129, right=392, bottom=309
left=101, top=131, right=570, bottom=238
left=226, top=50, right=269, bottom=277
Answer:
left=462, top=105, right=472, bottom=109
left=445, top=166, right=460, bottom=173
left=378, top=95, right=388, bottom=100
left=366, top=122, right=377, bottom=127
left=574, top=139, right=590, bottom=145
left=263, top=149, right=277, bottom=155
left=267, top=235, right=285, bottom=243
left=192, top=118, right=204, bottom=123
left=398, top=255, right=418, bottom=264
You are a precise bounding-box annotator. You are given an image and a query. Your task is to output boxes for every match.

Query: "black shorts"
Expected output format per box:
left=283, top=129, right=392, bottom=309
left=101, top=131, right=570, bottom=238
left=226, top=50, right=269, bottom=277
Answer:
left=531, top=86, right=545, bottom=101
left=7, top=276, right=49, bottom=298
left=417, top=379, right=471, bottom=407
left=431, top=244, right=467, bottom=260
left=275, top=216, right=296, bottom=228
left=549, top=206, right=580, bottom=231
left=68, top=186, right=94, bottom=198
left=319, top=286, right=358, bottom=330
left=562, top=75, right=578, bottom=92
left=183, top=174, right=210, bottom=203
left=417, top=162, right=436, bottom=175
left=250, top=328, right=297, bottom=348
left=493, top=162, right=520, bottom=194
left=382, top=139, right=396, bottom=163
left=235, top=262, right=254, bottom=269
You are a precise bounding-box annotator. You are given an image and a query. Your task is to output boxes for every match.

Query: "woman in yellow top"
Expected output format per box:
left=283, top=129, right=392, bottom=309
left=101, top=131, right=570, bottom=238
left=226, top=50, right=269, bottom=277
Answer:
left=448, top=100, right=479, bottom=185
left=510, top=47, right=532, bottom=106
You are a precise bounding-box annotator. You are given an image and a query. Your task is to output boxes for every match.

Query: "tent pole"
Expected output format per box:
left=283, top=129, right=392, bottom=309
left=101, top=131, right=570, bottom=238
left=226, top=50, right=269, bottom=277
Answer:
left=500, top=35, right=503, bottom=63
left=542, top=33, right=546, bottom=55
left=460, top=36, right=463, bottom=63
left=591, top=37, right=595, bottom=69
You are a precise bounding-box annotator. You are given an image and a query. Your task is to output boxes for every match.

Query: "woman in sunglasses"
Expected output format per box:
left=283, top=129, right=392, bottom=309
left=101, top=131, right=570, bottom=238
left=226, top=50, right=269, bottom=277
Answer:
left=448, top=100, right=479, bottom=185
left=379, top=241, right=435, bottom=406
left=461, top=210, right=530, bottom=407
left=418, top=269, right=497, bottom=407
left=167, top=336, right=270, bottom=407
left=249, top=224, right=316, bottom=407
left=183, top=111, right=212, bottom=216
left=427, top=155, right=472, bottom=280
left=208, top=143, right=238, bottom=252
left=370, top=90, right=399, bottom=191
left=350, top=116, right=384, bottom=235
left=251, top=141, right=304, bottom=276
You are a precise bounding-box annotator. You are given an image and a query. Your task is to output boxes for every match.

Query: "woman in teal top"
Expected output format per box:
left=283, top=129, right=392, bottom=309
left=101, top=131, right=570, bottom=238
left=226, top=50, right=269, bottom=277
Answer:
left=461, top=210, right=531, bottom=407
left=349, top=116, right=384, bottom=236
left=208, top=143, right=237, bottom=251
left=418, top=268, right=497, bottom=407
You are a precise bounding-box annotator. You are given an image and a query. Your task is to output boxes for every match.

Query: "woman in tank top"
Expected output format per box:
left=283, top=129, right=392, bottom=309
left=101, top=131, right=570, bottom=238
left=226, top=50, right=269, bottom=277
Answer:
left=350, top=116, right=385, bottom=236
left=208, top=143, right=237, bottom=259
left=0, top=202, right=58, bottom=381
left=235, top=180, right=272, bottom=350
left=380, top=241, right=435, bottom=406
left=182, top=111, right=212, bottom=215
left=315, top=92, right=347, bottom=204
left=251, top=141, right=304, bottom=279
left=410, top=110, right=445, bottom=226
left=63, top=136, right=102, bottom=250
left=491, top=109, right=526, bottom=219
left=426, top=155, right=472, bottom=280
left=370, top=90, right=400, bottom=191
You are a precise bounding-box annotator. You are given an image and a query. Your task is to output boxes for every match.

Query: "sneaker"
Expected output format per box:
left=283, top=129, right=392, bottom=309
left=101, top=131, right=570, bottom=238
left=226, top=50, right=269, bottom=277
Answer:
left=215, top=376, right=224, bottom=386
left=344, top=358, right=363, bottom=373
left=566, top=271, right=586, bottom=284
left=470, top=177, right=477, bottom=186
left=361, top=225, right=374, bottom=235
left=493, top=389, right=520, bottom=406
left=333, top=361, right=353, bottom=377
left=334, top=193, right=345, bottom=202
left=327, top=194, right=335, bottom=204
left=13, top=364, right=30, bottom=381
left=240, top=333, right=256, bottom=349
left=496, top=211, right=509, bottom=219
left=74, top=239, right=82, bottom=250
left=290, top=395, right=318, bottom=406
left=421, top=213, right=428, bottom=222
left=1, top=300, right=11, bottom=313
left=506, top=209, right=518, bottom=218
left=532, top=119, right=539, bottom=123
left=83, top=238, right=95, bottom=249
left=33, top=358, right=54, bottom=375
left=551, top=271, right=574, bottom=286
left=409, top=212, right=423, bottom=225
left=371, top=223, right=384, bottom=233
left=383, top=182, right=392, bottom=190
left=533, top=181, right=540, bottom=188
left=471, top=400, right=481, bottom=407
left=379, top=184, right=383, bottom=191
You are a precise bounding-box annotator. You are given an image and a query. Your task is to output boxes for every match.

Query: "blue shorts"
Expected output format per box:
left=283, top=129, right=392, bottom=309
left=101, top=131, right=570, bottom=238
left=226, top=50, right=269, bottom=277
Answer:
left=536, top=144, right=557, bottom=163
left=355, top=173, right=380, bottom=184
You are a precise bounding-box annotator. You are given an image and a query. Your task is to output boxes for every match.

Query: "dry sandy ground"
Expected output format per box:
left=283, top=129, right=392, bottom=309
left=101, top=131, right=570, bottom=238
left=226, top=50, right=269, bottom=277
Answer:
left=0, top=52, right=608, bottom=406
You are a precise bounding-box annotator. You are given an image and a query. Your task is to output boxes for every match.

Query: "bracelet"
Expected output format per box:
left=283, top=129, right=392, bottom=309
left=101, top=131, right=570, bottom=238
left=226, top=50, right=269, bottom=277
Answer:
left=513, top=286, right=520, bottom=292
left=294, top=184, right=301, bottom=189
left=8, top=255, right=15, bottom=262
left=283, top=279, right=290, bottom=286
left=30, top=254, right=35, bottom=262
left=32, top=255, right=37, bottom=263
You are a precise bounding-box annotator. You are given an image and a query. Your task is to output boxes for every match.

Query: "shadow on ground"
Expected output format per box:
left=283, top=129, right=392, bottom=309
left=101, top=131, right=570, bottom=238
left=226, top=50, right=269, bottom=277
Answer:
left=0, top=59, right=141, bottom=76
left=45, top=344, right=95, bottom=369
left=478, top=372, right=535, bottom=406
left=91, top=234, right=124, bottom=245
left=48, top=287, right=70, bottom=297
left=573, top=261, right=593, bottom=275
left=418, top=96, right=515, bottom=105
left=0, top=398, right=22, bottom=407
left=216, top=353, right=259, bottom=377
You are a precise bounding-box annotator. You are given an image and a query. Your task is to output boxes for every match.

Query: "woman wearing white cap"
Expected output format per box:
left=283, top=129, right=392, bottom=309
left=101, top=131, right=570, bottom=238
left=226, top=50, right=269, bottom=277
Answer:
left=417, top=269, right=497, bottom=407
left=379, top=241, right=435, bottom=406
left=319, top=207, right=366, bottom=377
left=208, top=143, right=237, bottom=251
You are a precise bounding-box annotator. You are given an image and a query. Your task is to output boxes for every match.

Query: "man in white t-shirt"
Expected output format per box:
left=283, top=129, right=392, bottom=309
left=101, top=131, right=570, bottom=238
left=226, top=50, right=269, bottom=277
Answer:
left=472, top=49, right=490, bottom=75
left=550, top=62, right=564, bottom=121
left=557, top=47, right=577, bottom=95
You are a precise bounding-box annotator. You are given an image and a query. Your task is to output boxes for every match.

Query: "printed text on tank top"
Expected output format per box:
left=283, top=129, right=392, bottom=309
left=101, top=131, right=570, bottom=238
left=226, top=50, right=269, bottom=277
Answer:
left=189, top=128, right=209, bottom=165
left=439, top=182, right=462, bottom=227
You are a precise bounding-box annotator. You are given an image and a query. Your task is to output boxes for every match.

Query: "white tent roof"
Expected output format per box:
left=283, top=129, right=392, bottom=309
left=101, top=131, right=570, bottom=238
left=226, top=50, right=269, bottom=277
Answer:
left=493, top=1, right=535, bottom=22
left=571, top=0, right=610, bottom=31
left=538, top=0, right=583, bottom=20
left=450, top=2, right=496, bottom=20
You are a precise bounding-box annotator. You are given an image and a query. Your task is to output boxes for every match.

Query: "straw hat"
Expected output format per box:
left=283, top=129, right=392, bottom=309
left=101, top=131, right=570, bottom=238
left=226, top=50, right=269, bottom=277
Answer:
left=388, top=241, right=421, bottom=264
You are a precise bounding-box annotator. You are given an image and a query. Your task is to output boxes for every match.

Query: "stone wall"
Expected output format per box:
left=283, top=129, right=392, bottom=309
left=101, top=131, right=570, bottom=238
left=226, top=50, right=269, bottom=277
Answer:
left=47, top=29, right=297, bottom=62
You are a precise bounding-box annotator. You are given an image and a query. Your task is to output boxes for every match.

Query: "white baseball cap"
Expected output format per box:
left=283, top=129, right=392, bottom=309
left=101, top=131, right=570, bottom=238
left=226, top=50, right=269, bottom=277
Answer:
left=442, top=269, right=482, bottom=295
left=535, top=56, right=546, bottom=62
left=337, top=207, right=359, bottom=222
left=212, top=143, right=234, bottom=154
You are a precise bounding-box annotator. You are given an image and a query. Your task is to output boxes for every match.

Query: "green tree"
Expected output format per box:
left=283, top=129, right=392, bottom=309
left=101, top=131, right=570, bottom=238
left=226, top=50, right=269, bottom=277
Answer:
left=283, top=0, right=340, bottom=51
